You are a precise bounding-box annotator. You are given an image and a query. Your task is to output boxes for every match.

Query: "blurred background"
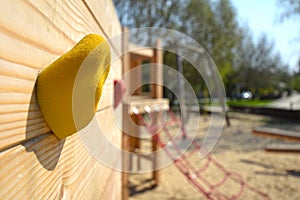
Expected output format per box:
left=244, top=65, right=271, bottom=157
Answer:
left=113, top=0, right=300, bottom=107
left=112, top=2, right=300, bottom=199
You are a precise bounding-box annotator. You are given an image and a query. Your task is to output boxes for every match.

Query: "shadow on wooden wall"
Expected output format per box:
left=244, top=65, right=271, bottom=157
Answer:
left=23, top=83, right=65, bottom=171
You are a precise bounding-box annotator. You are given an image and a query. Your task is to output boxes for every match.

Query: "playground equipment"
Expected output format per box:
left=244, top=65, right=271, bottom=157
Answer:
left=120, top=28, right=270, bottom=200
left=121, top=27, right=169, bottom=199
left=136, top=110, right=271, bottom=200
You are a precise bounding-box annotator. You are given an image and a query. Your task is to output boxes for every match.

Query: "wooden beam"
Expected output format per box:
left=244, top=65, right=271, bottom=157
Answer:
left=129, top=58, right=142, bottom=95
left=127, top=96, right=169, bottom=114
left=129, top=43, right=154, bottom=58
left=151, top=39, right=163, bottom=185
left=151, top=39, right=163, bottom=99
left=252, top=127, right=300, bottom=142
left=121, top=27, right=130, bottom=200
left=265, top=144, right=300, bottom=153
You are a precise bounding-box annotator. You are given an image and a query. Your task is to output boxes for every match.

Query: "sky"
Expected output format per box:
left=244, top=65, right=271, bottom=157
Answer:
left=230, top=0, right=299, bottom=72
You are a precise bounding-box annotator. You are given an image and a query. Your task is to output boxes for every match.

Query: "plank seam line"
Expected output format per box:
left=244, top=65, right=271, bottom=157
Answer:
left=25, top=0, right=77, bottom=47
left=0, top=23, right=67, bottom=56
left=0, top=132, right=52, bottom=153
left=81, top=0, right=122, bottom=56
left=99, top=156, right=122, bottom=198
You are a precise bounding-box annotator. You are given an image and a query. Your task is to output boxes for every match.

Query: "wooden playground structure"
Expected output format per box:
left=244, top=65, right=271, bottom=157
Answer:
left=121, top=27, right=169, bottom=199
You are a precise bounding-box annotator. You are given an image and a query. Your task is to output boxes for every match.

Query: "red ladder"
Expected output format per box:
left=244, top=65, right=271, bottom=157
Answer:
left=136, top=110, right=271, bottom=200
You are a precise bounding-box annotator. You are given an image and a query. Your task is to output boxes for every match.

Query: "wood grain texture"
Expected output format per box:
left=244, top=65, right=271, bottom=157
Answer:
left=121, top=27, right=130, bottom=200
left=151, top=39, right=163, bottom=98
left=0, top=0, right=121, bottom=151
left=100, top=170, right=122, bottom=200
left=0, top=0, right=122, bottom=199
left=0, top=107, right=122, bottom=199
left=83, top=0, right=121, bottom=39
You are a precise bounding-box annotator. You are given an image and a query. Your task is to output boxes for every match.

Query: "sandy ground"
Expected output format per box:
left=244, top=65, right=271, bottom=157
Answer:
left=129, top=112, right=300, bottom=200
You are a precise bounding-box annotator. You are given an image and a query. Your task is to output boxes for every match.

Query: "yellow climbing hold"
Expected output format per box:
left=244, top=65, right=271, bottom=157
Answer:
left=37, top=34, right=111, bottom=139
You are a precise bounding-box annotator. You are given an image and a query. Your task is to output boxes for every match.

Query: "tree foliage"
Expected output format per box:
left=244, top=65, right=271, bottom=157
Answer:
left=230, top=32, right=290, bottom=97
left=278, top=0, right=300, bottom=19
left=113, top=0, right=291, bottom=98
left=278, top=0, right=300, bottom=92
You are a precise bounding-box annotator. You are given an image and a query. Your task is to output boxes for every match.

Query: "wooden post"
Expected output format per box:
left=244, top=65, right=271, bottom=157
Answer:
left=121, top=27, right=130, bottom=200
left=150, top=39, right=163, bottom=185
left=130, top=58, right=142, bottom=95
left=151, top=39, right=163, bottom=98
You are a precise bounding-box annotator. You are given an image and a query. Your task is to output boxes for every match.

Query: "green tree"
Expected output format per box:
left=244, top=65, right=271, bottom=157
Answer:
left=182, top=0, right=243, bottom=94
left=278, top=0, right=300, bottom=92
left=210, top=0, right=243, bottom=88
left=113, top=0, right=242, bottom=94
left=231, top=31, right=290, bottom=98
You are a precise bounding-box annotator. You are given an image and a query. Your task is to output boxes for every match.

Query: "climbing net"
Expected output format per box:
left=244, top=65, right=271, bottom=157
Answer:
left=135, top=109, right=271, bottom=200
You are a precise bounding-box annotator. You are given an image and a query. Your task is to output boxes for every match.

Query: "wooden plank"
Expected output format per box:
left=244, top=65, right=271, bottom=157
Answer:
left=0, top=111, right=42, bottom=124
left=122, top=116, right=130, bottom=200
left=122, top=27, right=131, bottom=103
left=0, top=70, right=116, bottom=153
left=122, top=27, right=131, bottom=200
left=0, top=64, right=116, bottom=155
left=0, top=0, right=74, bottom=54
left=62, top=107, right=121, bottom=199
left=0, top=93, right=37, bottom=104
left=130, top=59, right=142, bottom=95
left=0, top=0, right=121, bottom=56
left=0, top=103, right=39, bottom=114
left=0, top=0, right=120, bottom=147
left=129, top=43, right=154, bottom=58
left=79, top=165, right=112, bottom=200
left=151, top=112, right=160, bottom=185
left=0, top=59, right=38, bottom=81
left=0, top=75, right=35, bottom=94
left=29, top=0, right=94, bottom=40
left=0, top=124, right=50, bottom=151
left=0, top=133, right=63, bottom=199
left=0, top=107, right=121, bottom=199
left=0, top=117, right=44, bottom=132
left=100, top=170, right=122, bottom=200
left=252, top=127, right=300, bottom=142
left=0, top=30, right=57, bottom=69
left=0, top=0, right=120, bottom=70
left=0, top=0, right=122, bottom=199
left=265, top=144, right=300, bottom=153
left=151, top=39, right=163, bottom=98
left=0, top=85, right=114, bottom=150
left=82, top=0, right=121, bottom=37
left=128, top=96, right=169, bottom=114
left=0, top=134, right=120, bottom=199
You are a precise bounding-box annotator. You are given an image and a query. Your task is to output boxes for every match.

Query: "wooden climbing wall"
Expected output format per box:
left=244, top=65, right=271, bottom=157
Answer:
left=0, top=0, right=122, bottom=199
